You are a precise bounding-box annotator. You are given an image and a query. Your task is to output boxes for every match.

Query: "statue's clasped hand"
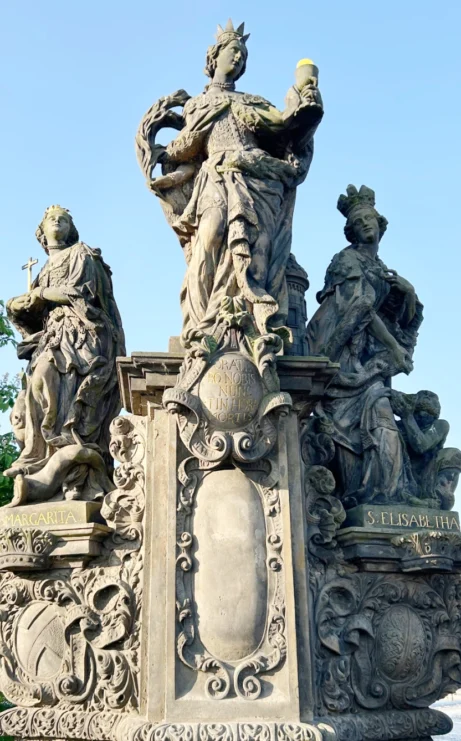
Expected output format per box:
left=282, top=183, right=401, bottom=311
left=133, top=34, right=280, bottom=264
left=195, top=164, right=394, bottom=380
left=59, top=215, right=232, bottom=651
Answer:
left=300, top=83, right=322, bottom=108
left=384, top=269, right=415, bottom=296
left=8, top=288, right=45, bottom=315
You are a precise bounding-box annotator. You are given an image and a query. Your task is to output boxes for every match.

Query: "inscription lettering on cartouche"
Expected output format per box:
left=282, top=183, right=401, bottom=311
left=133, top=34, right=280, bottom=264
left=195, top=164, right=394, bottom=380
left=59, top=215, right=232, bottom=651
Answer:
left=0, top=510, right=78, bottom=528
left=199, top=353, right=264, bottom=430
left=365, top=508, right=460, bottom=531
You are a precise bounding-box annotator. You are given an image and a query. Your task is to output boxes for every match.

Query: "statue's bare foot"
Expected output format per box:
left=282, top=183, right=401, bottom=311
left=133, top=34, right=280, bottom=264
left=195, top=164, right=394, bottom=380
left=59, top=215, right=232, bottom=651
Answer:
left=3, top=474, right=28, bottom=508
left=64, top=488, right=82, bottom=501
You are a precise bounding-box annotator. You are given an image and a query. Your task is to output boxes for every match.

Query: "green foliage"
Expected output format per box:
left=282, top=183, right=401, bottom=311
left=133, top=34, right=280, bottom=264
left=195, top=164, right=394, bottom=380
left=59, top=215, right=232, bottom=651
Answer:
left=0, top=691, right=13, bottom=737
left=0, top=301, right=19, bottom=506
left=0, top=302, right=19, bottom=727
left=0, top=430, right=18, bottom=506
left=0, top=301, right=15, bottom=350
left=0, top=374, right=20, bottom=415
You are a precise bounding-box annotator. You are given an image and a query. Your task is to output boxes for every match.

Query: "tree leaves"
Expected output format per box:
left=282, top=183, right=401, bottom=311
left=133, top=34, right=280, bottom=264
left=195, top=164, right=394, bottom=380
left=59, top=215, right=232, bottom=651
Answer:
left=0, top=301, right=19, bottom=506
left=0, top=301, right=16, bottom=350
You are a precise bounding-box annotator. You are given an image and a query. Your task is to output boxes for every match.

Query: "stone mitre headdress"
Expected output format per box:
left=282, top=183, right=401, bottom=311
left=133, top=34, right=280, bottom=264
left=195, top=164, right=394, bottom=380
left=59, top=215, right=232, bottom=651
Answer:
left=205, top=20, right=250, bottom=81
left=337, top=184, right=388, bottom=243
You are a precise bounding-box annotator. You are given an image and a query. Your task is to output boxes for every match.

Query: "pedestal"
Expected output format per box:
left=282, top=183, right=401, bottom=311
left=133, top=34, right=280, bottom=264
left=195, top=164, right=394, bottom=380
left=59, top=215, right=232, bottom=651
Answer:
left=0, top=346, right=458, bottom=741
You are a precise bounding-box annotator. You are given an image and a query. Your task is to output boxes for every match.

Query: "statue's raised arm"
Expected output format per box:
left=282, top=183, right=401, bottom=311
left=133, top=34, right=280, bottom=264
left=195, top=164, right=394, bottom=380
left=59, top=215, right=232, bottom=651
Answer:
left=136, top=20, right=323, bottom=348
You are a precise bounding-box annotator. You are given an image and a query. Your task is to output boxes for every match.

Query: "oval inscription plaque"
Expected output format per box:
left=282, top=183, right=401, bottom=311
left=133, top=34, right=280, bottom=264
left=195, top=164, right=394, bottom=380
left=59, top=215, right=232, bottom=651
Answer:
left=193, top=468, right=268, bottom=662
left=199, top=352, right=263, bottom=431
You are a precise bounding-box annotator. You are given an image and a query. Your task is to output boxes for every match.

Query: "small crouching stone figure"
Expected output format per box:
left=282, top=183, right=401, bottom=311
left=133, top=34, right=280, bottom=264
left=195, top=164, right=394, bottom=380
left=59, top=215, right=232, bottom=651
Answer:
left=391, top=389, right=461, bottom=510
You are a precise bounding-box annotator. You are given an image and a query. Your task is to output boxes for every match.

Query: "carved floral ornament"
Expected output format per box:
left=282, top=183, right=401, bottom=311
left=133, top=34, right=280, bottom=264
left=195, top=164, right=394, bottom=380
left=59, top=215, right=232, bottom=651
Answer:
left=0, top=707, right=330, bottom=741
left=0, top=528, right=56, bottom=570
left=314, top=571, right=461, bottom=715
left=0, top=706, right=452, bottom=741
left=391, top=530, right=461, bottom=571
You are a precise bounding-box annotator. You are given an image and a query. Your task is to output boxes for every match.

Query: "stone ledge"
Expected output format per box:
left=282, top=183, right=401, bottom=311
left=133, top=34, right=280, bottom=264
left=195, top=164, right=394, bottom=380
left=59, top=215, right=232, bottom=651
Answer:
left=338, top=525, right=461, bottom=572
left=117, top=352, right=338, bottom=416
left=0, top=502, right=111, bottom=570
left=0, top=708, right=450, bottom=741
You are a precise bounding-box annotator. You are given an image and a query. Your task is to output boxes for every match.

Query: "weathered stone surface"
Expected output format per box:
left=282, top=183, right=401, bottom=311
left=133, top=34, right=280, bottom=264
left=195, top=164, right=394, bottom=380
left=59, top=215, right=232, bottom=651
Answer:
left=136, top=22, right=323, bottom=349
left=0, top=414, right=145, bottom=711
left=117, top=352, right=338, bottom=416
left=285, top=253, right=310, bottom=356
left=2, top=20, right=461, bottom=741
left=0, top=501, right=104, bottom=529
left=199, top=353, right=263, bottom=430
left=5, top=205, right=125, bottom=508
left=306, top=185, right=461, bottom=512
left=345, top=503, right=460, bottom=530
left=193, top=468, right=267, bottom=662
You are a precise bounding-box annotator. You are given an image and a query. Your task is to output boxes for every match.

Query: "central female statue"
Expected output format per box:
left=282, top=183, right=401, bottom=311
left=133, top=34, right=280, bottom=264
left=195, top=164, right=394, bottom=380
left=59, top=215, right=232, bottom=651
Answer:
left=144, top=21, right=323, bottom=346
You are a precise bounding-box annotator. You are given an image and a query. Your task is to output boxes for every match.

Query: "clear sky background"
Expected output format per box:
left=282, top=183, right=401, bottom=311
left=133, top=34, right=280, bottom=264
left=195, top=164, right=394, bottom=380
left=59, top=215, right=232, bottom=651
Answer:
left=0, top=1, right=460, bottom=499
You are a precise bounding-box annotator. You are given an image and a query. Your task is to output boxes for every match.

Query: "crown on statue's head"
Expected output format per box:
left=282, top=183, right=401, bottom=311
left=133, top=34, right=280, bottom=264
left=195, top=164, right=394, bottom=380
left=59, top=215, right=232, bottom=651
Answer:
left=43, top=204, right=71, bottom=218
left=216, top=19, right=250, bottom=45
left=337, top=185, right=376, bottom=220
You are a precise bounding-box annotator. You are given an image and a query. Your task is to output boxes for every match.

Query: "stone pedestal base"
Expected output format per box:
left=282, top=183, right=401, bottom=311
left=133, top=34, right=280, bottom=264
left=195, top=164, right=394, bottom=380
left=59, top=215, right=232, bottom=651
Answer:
left=0, top=349, right=459, bottom=741
left=0, top=707, right=451, bottom=741
left=0, top=501, right=111, bottom=569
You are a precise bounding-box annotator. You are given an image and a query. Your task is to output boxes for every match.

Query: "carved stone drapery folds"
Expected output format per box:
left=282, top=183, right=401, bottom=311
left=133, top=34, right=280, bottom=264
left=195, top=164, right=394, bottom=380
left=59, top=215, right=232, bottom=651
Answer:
left=5, top=206, right=125, bottom=510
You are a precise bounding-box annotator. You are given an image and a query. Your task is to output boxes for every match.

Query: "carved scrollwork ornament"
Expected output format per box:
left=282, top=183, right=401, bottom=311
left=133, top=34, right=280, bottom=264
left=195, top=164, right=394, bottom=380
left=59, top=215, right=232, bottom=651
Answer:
left=103, top=415, right=146, bottom=547
left=163, top=298, right=292, bottom=466
left=0, top=414, right=146, bottom=714
left=392, top=530, right=461, bottom=572
left=174, top=451, right=287, bottom=700
left=314, top=570, right=461, bottom=714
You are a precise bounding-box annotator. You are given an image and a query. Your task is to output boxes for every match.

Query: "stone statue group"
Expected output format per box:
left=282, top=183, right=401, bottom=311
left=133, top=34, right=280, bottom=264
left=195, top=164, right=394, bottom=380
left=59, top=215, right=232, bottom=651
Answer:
left=4, top=19, right=460, bottom=513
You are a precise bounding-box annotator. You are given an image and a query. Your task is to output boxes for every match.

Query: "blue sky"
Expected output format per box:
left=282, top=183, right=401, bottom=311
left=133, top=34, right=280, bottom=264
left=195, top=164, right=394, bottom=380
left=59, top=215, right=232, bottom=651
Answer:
left=1, top=0, right=460, bottom=498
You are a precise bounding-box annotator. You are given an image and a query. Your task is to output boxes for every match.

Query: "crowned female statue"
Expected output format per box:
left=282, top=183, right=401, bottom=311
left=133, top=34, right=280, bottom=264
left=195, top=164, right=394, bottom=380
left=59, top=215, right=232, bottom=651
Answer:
left=136, top=20, right=323, bottom=347
left=5, top=205, right=125, bottom=506
left=307, top=185, right=423, bottom=507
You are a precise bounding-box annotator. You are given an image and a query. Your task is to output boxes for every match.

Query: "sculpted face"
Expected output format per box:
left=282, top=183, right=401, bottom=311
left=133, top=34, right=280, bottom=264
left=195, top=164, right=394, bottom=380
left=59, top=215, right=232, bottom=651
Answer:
left=43, top=210, right=71, bottom=246
left=436, top=469, right=459, bottom=510
left=216, top=39, right=245, bottom=80
left=351, top=209, right=380, bottom=244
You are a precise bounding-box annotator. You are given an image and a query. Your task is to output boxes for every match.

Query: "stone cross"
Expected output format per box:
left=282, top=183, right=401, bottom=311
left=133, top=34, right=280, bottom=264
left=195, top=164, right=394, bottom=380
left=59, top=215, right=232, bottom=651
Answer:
left=22, top=257, right=38, bottom=291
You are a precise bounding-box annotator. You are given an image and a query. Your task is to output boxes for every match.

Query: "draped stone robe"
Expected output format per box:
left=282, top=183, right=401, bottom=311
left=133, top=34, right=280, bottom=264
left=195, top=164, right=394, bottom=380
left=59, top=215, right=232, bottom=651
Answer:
left=307, top=244, right=423, bottom=505
left=9, top=242, right=125, bottom=475
left=165, top=87, right=317, bottom=343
